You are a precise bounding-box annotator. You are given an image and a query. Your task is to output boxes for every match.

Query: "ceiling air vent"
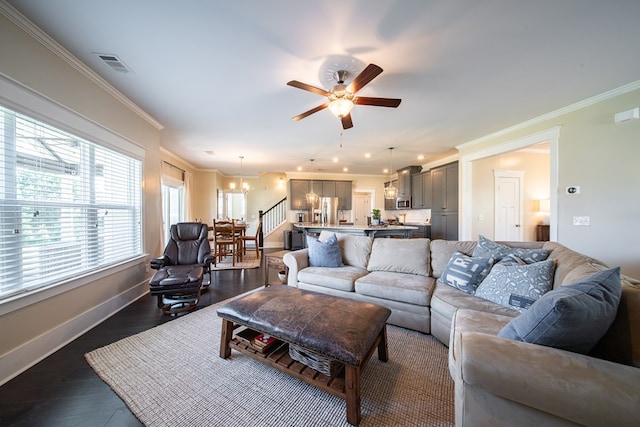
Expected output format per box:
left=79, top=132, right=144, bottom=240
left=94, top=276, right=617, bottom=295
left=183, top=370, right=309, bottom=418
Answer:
left=94, top=53, right=132, bottom=74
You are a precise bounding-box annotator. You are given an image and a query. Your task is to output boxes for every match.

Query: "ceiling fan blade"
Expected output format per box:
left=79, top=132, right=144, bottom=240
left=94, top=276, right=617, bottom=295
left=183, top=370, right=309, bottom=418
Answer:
left=287, top=80, right=330, bottom=96
left=341, top=113, right=353, bottom=130
left=347, top=64, right=383, bottom=94
left=292, top=103, right=328, bottom=121
left=355, top=97, right=402, bottom=108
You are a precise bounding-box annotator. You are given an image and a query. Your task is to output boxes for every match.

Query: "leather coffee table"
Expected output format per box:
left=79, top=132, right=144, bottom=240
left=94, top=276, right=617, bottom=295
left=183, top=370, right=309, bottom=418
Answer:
left=217, top=286, right=391, bottom=426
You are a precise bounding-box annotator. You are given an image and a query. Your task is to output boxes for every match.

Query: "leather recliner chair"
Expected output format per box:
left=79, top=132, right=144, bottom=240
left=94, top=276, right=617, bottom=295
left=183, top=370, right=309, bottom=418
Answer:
left=149, top=222, right=213, bottom=314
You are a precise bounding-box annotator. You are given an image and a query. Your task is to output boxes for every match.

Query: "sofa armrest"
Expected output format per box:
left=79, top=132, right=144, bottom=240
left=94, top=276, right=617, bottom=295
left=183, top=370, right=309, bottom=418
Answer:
left=283, top=249, right=309, bottom=287
left=456, top=331, right=640, bottom=426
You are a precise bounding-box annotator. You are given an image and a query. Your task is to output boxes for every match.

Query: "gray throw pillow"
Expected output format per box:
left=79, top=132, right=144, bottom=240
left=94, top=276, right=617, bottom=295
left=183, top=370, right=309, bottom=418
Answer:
left=475, top=259, right=555, bottom=312
left=473, top=235, right=550, bottom=264
left=498, top=267, right=622, bottom=354
left=440, top=252, right=495, bottom=295
left=307, top=233, right=343, bottom=267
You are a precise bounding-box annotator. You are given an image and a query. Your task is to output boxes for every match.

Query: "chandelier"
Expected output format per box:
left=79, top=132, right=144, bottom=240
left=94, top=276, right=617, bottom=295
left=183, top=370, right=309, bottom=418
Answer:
left=384, top=147, right=398, bottom=200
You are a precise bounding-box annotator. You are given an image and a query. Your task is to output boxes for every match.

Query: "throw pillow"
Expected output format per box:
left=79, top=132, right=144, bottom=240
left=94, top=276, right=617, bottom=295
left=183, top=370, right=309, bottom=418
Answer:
left=475, top=259, right=555, bottom=312
left=440, top=252, right=495, bottom=295
left=498, top=267, right=622, bottom=354
left=473, top=235, right=550, bottom=264
left=307, top=233, right=343, bottom=267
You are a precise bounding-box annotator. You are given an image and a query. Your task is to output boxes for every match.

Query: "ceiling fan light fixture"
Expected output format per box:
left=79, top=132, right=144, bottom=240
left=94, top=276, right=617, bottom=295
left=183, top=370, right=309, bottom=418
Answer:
left=328, top=93, right=354, bottom=118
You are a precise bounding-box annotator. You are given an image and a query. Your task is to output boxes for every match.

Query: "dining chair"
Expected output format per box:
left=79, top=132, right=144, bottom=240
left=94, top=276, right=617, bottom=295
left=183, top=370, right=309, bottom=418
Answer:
left=240, top=219, right=262, bottom=258
left=212, top=219, right=241, bottom=266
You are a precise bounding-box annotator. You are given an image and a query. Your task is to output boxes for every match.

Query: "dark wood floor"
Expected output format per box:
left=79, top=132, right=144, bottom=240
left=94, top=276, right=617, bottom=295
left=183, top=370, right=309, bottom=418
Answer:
left=0, top=253, right=274, bottom=426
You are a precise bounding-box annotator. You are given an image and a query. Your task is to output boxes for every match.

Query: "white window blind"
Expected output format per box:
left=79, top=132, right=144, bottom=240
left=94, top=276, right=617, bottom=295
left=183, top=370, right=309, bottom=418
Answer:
left=0, top=105, right=142, bottom=301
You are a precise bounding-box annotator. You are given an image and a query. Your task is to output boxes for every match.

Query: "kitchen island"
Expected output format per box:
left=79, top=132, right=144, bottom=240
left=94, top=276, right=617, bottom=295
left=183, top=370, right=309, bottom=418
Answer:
left=293, top=223, right=418, bottom=239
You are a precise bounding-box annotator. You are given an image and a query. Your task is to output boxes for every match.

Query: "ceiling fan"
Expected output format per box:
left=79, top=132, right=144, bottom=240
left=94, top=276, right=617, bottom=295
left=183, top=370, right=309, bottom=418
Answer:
left=287, top=63, right=401, bottom=130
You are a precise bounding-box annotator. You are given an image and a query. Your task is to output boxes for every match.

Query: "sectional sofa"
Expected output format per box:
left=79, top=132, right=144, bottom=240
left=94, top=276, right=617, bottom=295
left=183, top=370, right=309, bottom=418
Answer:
left=283, top=231, right=640, bottom=426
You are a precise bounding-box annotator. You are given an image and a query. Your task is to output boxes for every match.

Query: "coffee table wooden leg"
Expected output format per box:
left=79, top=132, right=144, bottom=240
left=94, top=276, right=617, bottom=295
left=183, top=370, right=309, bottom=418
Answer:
left=219, top=319, right=233, bottom=359
left=345, top=364, right=362, bottom=426
left=377, top=326, right=388, bottom=362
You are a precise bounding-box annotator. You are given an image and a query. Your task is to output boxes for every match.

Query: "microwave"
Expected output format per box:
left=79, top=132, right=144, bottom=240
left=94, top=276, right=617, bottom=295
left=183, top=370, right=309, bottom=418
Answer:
left=396, top=198, right=411, bottom=209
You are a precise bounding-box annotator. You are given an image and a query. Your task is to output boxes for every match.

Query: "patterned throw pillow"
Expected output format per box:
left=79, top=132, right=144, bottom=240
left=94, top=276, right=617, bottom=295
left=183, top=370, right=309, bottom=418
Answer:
left=498, top=267, right=622, bottom=354
left=473, top=235, right=550, bottom=264
left=307, top=233, right=343, bottom=267
left=440, top=252, right=495, bottom=295
left=475, top=259, right=555, bottom=312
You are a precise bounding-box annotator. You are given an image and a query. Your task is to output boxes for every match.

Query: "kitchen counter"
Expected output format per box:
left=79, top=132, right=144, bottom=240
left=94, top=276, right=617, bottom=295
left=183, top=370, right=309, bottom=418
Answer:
left=293, top=223, right=418, bottom=239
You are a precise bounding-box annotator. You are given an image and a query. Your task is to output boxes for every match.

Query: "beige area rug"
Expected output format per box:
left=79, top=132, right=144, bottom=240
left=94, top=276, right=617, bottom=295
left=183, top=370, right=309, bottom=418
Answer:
left=85, top=298, right=454, bottom=427
left=211, top=249, right=261, bottom=270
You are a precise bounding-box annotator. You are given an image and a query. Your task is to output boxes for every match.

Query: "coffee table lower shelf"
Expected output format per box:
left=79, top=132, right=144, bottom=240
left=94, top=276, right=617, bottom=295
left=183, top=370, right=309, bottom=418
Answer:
left=228, top=336, right=347, bottom=398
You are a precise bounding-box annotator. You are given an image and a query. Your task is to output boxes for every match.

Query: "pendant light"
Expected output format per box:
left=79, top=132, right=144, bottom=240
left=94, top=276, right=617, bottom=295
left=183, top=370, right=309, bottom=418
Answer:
left=384, top=147, right=398, bottom=200
left=230, top=156, right=249, bottom=194
left=305, top=159, right=319, bottom=206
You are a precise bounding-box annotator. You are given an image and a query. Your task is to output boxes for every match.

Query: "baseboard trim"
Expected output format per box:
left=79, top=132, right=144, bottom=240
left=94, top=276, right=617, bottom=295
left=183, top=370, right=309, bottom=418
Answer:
left=0, top=282, right=149, bottom=386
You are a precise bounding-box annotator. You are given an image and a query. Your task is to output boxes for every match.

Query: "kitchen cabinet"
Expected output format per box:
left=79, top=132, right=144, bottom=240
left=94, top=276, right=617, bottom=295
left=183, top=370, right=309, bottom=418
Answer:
left=334, top=181, right=352, bottom=210
left=289, top=179, right=309, bottom=210
left=384, top=180, right=398, bottom=210
left=396, top=166, right=422, bottom=199
left=431, top=162, right=458, bottom=211
left=411, top=171, right=432, bottom=209
left=289, top=179, right=352, bottom=210
left=430, top=162, right=458, bottom=240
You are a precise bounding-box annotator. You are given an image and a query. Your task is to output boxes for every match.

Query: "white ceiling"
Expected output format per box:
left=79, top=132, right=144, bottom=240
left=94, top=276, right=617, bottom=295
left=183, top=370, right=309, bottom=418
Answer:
left=6, top=0, right=640, bottom=177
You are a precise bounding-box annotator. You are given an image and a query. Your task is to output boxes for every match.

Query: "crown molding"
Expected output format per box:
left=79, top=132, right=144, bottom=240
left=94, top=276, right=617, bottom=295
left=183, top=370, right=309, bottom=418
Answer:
left=0, top=1, right=164, bottom=130
left=457, top=79, right=640, bottom=151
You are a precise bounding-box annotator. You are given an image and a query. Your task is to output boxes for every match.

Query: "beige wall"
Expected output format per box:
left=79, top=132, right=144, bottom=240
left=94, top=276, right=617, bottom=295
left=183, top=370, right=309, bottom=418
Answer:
left=0, top=11, right=163, bottom=383
left=472, top=151, right=550, bottom=241
left=459, top=87, right=640, bottom=278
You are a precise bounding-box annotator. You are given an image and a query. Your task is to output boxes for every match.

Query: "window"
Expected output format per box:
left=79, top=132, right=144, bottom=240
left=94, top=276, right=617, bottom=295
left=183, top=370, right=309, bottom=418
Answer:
left=0, top=105, right=142, bottom=301
left=161, top=182, right=183, bottom=245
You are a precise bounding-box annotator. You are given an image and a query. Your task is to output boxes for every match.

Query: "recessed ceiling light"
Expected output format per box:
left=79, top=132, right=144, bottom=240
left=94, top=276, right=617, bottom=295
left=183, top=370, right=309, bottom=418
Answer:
left=297, top=166, right=302, bottom=171
left=383, top=168, right=389, bottom=174
left=343, top=167, right=348, bottom=172
left=364, top=153, right=371, bottom=158
left=332, top=158, right=339, bottom=163
left=417, top=154, right=425, bottom=160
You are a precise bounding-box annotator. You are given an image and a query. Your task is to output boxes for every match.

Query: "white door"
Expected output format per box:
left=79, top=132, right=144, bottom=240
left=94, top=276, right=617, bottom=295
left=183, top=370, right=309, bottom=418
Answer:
left=494, top=171, right=523, bottom=241
left=353, top=193, right=371, bottom=225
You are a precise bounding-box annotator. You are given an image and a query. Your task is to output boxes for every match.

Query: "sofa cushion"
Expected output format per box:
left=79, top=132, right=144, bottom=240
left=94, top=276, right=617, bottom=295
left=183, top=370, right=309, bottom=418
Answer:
left=440, top=252, right=495, bottom=294
left=430, top=240, right=478, bottom=278
left=307, top=233, right=343, bottom=267
left=475, top=259, right=555, bottom=312
left=498, top=267, right=622, bottom=354
left=355, top=271, right=435, bottom=306
left=367, top=238, right=430, bottom=276
left=320, top=231, right=373, bottom=269
left=474, top=235, right=550, bottom=264
left=297, top=265, right=369, bottom=292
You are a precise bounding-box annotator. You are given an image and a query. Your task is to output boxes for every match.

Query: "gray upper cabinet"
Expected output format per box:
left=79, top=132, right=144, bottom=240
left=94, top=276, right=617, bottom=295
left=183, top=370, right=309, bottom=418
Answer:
left=397, top=166, right=422, bottom=199
left=289, top=179, right=309, bottom=210
left=431, top=162, right=458, bottom=211
left=289, top=179, right=352, bottom=210
left=334, top=181, right=352, bottom=210
left=411, top=171, right=432, bottom=209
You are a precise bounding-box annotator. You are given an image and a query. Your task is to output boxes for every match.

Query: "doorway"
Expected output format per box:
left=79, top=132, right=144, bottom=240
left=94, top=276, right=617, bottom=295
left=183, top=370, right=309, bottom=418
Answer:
left=353, top=192, right=372, bottom=226
left=494, top=170, right=524, bottom=241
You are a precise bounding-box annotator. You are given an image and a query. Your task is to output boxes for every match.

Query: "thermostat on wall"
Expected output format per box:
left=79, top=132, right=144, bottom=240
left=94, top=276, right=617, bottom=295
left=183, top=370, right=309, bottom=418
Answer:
left=566, top=186, right=580, bottom=195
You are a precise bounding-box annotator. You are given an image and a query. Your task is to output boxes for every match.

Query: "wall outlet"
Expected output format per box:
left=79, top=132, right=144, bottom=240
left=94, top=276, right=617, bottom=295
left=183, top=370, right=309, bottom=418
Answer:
left=573, top=216, right=590, bottom=226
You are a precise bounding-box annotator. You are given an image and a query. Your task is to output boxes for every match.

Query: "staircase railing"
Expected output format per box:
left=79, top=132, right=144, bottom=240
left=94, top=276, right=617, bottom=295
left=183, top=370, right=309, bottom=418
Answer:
left=258, top=197, right=287, bottom=246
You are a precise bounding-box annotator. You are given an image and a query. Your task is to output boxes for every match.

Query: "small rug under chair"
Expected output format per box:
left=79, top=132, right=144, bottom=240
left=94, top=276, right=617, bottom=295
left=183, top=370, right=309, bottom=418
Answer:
left=85, top=294, right=454, bottom=426
left=211, top=249, right=261, bottom=270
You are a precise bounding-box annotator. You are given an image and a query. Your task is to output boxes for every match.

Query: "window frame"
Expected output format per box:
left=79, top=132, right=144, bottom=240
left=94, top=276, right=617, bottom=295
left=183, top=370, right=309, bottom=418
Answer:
left=0, top=75, right=147, bottom=315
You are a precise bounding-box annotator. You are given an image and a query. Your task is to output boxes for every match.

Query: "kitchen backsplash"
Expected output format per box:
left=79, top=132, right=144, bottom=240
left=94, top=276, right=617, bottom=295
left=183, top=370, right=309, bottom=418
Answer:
left=385, top=208, right=431, bottom=224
